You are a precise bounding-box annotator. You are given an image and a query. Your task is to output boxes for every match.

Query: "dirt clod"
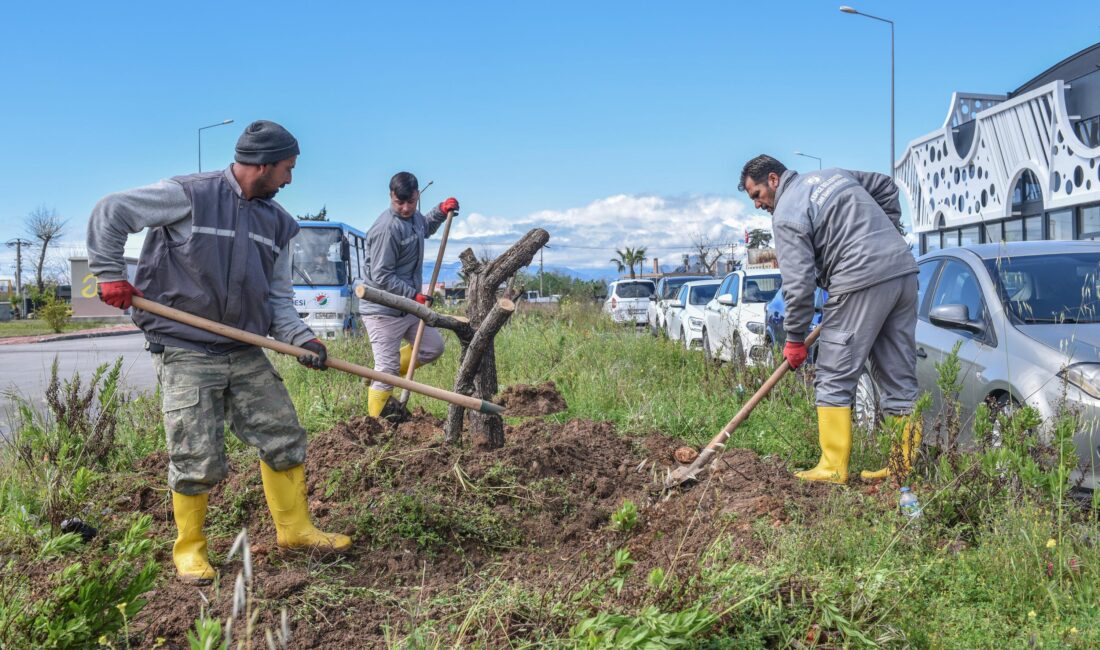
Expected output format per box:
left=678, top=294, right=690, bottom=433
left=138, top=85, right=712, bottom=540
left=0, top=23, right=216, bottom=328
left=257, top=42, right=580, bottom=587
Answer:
left=496, top=381, right=567, bottom=416
left=673, top=445, right=699, bottom=464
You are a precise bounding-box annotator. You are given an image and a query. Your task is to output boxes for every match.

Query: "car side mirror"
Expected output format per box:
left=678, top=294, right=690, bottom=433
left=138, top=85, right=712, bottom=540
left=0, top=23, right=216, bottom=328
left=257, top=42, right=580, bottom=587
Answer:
left=340, top=237, right=351, bottom=262
left=929, top=304, right=984, bottom=334
left=717, top=293, right=736, bottom=306
left=669, top=300, right=684, bottom=308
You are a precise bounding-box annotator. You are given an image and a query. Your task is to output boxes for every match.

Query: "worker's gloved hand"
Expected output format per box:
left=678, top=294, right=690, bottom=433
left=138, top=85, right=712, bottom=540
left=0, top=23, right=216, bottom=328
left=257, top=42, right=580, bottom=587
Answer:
left=97, top=280, right=143, bottom=310
left=439, top=197, right=460, bottom=215
left=414, top=293, right=434, bottom=306
left=784, top=341, right=808, bottom=369
left=297, top=339, right=328, bottom=371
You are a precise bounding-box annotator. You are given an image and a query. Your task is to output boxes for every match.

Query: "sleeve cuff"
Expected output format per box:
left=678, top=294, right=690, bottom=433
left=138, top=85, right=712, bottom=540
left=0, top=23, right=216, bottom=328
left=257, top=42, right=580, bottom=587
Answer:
left=786, top=331, right=807, bottom=343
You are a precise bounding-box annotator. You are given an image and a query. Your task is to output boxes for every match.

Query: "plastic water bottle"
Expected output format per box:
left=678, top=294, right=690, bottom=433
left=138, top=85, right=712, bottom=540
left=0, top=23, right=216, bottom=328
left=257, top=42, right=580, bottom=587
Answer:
left=899, top=486, right=921, bottom=520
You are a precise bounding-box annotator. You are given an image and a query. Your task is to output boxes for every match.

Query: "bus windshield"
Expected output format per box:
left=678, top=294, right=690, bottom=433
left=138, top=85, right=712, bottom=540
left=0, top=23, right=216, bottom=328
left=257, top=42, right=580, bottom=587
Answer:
left=290, top=227, right=347, bottom=287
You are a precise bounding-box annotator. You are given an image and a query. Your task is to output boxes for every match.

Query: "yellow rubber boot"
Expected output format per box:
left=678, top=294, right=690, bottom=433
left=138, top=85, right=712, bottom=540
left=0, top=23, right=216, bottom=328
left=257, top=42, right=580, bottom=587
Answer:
left=861, top=414, right=923, bottom=481
left=795, top=406, right=852, bottom=484
left=260, top=462, right=352, bottom=552
left=399, top=343, right=415, bottom=377
left=171, top=492, right=216, bottom=584
left=368, top=388, right=392, bottom=417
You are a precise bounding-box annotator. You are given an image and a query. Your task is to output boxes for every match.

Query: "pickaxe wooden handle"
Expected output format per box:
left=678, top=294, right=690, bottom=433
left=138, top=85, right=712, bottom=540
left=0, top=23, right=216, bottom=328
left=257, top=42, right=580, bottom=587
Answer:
left=131, top=295, right=503, bottom=415
left=399, top=209, right=455, bottom=405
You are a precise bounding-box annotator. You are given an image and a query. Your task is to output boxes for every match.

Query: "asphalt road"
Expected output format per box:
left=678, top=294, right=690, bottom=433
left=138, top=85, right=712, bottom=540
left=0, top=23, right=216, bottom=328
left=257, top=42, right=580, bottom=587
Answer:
left=1, top=333, right=156, bottom=436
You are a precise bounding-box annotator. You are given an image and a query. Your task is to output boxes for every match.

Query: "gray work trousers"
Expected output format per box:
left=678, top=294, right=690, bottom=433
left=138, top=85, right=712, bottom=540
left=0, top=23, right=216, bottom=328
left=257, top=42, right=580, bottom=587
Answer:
left=814, top=273, right=919, bottom=415
left=362, top=313, right=445, bottom=391
left=152, top=347, right=306, bottom=495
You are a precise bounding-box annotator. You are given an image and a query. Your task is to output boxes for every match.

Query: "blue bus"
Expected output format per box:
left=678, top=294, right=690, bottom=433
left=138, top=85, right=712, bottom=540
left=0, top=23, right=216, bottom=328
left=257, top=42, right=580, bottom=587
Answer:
left=289, top=221, right=367, bottom=339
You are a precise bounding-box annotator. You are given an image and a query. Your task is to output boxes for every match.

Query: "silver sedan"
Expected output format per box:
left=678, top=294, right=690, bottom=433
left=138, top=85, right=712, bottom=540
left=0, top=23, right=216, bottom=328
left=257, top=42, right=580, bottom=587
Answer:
left=914, top=241, right=1100, bottom=490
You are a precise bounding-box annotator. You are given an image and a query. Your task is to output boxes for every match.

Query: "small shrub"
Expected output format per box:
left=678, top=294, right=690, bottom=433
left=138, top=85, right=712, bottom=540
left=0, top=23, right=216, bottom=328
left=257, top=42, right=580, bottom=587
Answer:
left=38, top=297, right=72, bottom=333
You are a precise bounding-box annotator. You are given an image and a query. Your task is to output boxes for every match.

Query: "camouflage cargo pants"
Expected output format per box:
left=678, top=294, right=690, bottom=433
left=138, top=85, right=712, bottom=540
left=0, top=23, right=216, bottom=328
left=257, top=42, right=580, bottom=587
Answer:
left=152, top=346, right=306, bottom=495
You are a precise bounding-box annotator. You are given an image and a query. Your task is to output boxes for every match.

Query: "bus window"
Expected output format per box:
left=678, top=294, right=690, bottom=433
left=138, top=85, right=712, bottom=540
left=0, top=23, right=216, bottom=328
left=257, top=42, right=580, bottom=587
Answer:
left=290, top=227, right=347, bottom=287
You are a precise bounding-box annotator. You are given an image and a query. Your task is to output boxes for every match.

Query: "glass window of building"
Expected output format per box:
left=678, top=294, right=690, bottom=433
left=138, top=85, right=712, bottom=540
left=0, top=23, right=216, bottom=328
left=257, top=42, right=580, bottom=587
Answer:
left=1025, top=216, right=1043, bottom=240
left=1004, top=218, right=1024, bottom=242
left=1048, top=209, right=1073, bottom=240
left=1080, top=205, right=1100, bottom=240
left=984, top=221, right=1004, bottom=243
left=924, top=234, right=941, bottom=253
left=1012, top=170, right=1043, bottom=210
left=941, top=229, right=959, bottom=248
left=960, top=225, right=980, bottom=246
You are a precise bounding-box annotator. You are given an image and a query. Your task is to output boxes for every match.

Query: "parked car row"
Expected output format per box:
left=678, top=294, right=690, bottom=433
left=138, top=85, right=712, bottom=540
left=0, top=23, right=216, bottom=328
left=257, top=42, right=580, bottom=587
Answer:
left=601, top=241, right=1100, bottom=489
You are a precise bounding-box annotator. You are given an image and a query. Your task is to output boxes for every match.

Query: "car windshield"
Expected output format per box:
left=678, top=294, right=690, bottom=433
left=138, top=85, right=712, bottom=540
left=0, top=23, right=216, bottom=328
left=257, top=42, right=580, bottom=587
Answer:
left=689, top=284, right=719, bottom=305
left=984, top=252, right=1100, bottom=323
left=614, top=282, right=654, bottom=299
left=743, top=275, right=781, bottom=303
left=290, top=227, right=347, bottom=287
left=662, top=277, right=705, bottom=299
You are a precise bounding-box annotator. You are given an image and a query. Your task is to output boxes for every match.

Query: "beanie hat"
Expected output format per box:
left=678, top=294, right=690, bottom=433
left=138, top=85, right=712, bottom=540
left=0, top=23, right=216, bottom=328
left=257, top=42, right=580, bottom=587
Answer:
left=234, top=120, right=300, bottom=165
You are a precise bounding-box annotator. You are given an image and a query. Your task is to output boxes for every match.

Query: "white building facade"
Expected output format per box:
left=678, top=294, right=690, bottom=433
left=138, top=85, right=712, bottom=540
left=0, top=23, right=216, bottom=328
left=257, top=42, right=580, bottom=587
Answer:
left=895, top=43, right=1100, bottom=254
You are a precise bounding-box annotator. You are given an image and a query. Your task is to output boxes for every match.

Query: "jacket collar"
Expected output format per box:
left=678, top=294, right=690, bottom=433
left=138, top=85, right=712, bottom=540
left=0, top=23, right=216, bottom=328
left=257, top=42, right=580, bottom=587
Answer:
left=773, top=169, right=799, bottom=208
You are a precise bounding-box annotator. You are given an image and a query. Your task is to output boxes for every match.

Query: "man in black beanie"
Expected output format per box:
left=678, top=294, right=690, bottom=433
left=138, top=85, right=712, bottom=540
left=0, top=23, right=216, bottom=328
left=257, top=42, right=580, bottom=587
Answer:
left=87, top=119, right=351, bottom=585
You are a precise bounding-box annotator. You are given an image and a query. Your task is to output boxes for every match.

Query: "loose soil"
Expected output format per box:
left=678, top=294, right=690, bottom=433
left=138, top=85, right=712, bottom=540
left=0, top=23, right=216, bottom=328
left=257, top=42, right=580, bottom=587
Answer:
left=105, top=393, right=826, bottom=648
left=496, top=380, right=568, bottom=417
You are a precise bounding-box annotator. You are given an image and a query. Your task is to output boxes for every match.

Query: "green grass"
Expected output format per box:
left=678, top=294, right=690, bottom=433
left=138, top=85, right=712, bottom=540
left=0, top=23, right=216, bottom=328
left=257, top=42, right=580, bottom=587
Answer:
left=3, top=302, right=1099, bottom=648
left=0, top=318, right=117, bottom=338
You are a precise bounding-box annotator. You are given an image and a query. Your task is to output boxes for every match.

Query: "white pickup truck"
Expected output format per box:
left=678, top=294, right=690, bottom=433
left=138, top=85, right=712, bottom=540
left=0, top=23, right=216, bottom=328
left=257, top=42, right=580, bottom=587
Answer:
left=522, top=290, right=561, bottom=303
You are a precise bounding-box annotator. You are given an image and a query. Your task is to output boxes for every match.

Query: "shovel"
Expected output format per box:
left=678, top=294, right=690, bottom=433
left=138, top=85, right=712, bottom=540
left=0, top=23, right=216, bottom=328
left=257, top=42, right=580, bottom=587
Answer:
left=398, top=209, right=456, bottom=406
left=665, top=326, right=821, bottom=488
left=131, top=295, right=504, bottom=415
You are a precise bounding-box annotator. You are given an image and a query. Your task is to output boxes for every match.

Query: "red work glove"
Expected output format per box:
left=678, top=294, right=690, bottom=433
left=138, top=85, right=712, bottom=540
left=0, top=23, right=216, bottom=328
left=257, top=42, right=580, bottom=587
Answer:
left=414, top=293, right=434, bottom=306
left=97, top=280, right=143, bottom=310
left=784, top=341, right=808, bottom=369
left=297, top=339, right=328, bottom=371
left=439, top=197, right=459, bottom=214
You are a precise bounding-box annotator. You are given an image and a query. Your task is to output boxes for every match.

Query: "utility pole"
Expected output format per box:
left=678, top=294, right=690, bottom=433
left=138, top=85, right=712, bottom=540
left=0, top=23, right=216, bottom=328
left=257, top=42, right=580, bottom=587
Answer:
left=5, top=238, right=32, bottom=319
left=539, top=246, right=544, bottom=296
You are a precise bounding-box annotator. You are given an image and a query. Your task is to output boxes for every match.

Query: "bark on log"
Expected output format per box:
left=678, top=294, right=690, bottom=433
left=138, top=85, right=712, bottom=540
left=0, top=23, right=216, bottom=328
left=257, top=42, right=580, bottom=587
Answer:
left=354, top=284, right=473, bottom=340
left=445, top=228, right=550, bottom=447
left=443, top=299, right=515, bottom=445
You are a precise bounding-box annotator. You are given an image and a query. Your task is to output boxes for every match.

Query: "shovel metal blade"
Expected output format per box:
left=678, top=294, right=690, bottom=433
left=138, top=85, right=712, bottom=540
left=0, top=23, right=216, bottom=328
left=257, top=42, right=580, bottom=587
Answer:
left=665, top=462, right=704, bottom=488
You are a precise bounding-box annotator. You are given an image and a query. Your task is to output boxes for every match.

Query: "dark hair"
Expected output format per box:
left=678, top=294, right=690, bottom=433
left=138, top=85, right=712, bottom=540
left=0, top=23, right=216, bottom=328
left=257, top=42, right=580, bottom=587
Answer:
left=389, top=172, right=419, bottom=201
left=738, top=155, right=787, bottom=192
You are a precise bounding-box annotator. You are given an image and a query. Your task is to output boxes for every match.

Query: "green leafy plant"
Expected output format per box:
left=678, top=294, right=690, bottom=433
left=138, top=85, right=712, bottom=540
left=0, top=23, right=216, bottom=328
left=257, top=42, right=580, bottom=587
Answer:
left=609, top=499, right=638, bottom=533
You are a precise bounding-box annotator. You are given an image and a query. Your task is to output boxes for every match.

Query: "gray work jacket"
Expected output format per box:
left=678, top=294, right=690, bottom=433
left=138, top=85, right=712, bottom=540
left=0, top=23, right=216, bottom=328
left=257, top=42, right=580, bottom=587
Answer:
left=86, top=166, right=315, bottom=353
left=772, top=168, right=917, bottom=342
left=358, top=206, right=447, bottom=317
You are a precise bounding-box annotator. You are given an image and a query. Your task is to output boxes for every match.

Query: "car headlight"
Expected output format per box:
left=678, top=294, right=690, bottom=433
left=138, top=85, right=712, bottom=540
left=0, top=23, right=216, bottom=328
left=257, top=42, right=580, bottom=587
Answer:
left=1060, top=363, right=1100, bottom=400
left=688, top=317, right=703, bottom=330
left=746, top=321, right=764, bottom=334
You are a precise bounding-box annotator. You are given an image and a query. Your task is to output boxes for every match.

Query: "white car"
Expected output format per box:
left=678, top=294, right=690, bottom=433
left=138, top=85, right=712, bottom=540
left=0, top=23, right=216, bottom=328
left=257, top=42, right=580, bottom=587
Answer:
left=701, top=268, right=783, bottom=365
left=647, top=275, right=709, bottom=337
left=603, top=279, right=656, bottom=325
left=665, top=280, right=722, bottom=349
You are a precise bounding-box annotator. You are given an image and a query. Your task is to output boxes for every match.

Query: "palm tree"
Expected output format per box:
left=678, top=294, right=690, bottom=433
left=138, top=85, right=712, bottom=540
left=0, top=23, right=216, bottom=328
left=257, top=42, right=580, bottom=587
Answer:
left=610, top=246, right=648, bottom=278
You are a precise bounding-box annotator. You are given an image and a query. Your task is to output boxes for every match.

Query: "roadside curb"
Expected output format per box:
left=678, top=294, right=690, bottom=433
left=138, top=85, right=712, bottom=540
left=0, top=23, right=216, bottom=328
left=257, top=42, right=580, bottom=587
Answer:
left=0, top=325, right=141, bottom=346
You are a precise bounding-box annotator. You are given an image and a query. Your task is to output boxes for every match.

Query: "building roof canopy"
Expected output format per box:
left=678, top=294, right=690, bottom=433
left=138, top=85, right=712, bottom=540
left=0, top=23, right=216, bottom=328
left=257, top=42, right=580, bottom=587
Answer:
left=1011, top=41, right=1100, bottom=97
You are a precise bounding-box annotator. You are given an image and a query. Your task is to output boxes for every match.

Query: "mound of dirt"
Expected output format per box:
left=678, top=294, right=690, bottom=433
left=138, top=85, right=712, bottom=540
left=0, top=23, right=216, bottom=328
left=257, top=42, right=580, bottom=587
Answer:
left=496, top=381, right=567, bottom=417
left=117, top=411, right=824, bottom=647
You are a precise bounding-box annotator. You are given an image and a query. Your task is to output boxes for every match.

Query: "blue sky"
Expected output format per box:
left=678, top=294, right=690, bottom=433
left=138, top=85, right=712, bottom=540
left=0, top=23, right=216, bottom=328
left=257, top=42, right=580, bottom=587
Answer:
left=2, top=0, right=1099, bottom=276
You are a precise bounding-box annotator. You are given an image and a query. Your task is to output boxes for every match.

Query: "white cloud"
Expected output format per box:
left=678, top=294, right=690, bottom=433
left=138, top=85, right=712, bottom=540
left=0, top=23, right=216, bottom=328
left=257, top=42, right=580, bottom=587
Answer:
left=435, top=193, right=772, bottom=270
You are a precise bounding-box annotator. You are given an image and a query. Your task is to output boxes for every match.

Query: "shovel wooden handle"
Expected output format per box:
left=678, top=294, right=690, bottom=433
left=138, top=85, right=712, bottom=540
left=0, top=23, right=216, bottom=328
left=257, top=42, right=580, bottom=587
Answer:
left=399, top=209, right=455, bottom=405
left=131, top=295, right=503, bottom=415
left=667, top=327, right=822, bottom=486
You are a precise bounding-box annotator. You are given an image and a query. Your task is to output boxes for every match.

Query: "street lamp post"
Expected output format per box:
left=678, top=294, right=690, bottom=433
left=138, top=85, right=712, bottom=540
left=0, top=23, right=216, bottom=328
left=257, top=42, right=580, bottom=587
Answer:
left=198, top=119, right=235, bottom=172
left=794, top=151, right=823, bottom=170
left=840, top=5, right=894, bottom=174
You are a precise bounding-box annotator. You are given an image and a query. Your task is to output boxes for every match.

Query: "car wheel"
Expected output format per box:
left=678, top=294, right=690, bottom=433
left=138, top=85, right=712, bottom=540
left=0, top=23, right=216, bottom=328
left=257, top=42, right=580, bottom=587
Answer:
left=853, top=368, right=882, bottom=432
left=729, top=334, right=745, bottom=367
left=987, top=392, right=1020, bottom=448
left=702, top=328, right=719, bottom=364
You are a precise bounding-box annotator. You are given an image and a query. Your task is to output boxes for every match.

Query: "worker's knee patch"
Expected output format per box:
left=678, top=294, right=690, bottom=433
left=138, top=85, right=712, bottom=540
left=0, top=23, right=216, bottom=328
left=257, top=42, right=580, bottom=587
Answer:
left=417, top=326, right=446, bottom=364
